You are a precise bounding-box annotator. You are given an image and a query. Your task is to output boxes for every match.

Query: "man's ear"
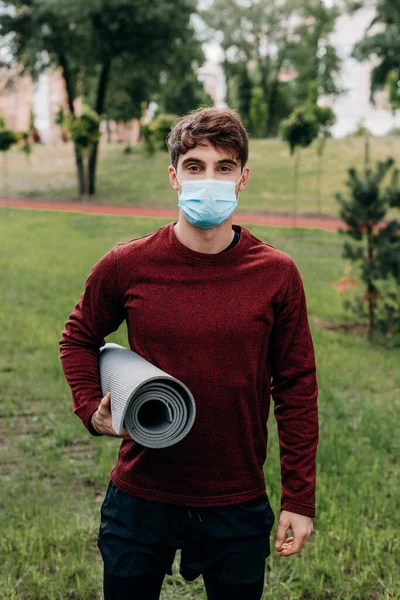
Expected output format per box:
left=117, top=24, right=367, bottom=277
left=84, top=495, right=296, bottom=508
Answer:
left=168, top=165, right=180, bottom=191
left=239, top=166, right=250, bottom=191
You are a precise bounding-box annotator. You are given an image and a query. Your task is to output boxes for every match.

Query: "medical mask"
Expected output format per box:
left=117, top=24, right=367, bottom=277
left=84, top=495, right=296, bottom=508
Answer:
left=174, top=169, right=243, bottom=229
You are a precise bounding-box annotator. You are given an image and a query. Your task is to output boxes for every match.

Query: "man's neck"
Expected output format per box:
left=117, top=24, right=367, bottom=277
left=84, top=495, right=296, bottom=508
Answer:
left=174, top=217, right=235, bottom=254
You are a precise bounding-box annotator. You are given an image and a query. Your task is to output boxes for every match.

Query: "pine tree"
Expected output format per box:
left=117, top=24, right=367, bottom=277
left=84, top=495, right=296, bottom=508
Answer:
left=335, top=140, right=400, bottom=336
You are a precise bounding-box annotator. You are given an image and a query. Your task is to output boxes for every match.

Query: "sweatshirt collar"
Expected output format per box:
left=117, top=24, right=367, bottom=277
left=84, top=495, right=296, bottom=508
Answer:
left=166, top=221, right=250, bottom=265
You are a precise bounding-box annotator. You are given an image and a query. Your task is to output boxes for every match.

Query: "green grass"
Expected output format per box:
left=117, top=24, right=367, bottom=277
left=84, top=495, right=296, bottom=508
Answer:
left=1, top=207, right=399, bottom=599
left=3, top=135, right=400, bottom=218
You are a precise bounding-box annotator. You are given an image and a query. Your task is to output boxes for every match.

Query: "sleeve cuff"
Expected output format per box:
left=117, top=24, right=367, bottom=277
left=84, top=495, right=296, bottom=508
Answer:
left=281, top=501, right=315, bottom=518
left=87, top=408, right=104, bottom=436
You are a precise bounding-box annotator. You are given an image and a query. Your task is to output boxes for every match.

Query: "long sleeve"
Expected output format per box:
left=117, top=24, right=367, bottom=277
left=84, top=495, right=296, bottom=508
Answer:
left=269, top=260, right=319, bottom=518
left=59, top=245, right=126, bottom=435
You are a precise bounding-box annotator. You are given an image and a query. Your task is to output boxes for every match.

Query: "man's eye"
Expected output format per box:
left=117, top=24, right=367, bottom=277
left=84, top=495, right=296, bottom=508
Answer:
left=219, top=166, right=232, bottom=172
left=188, top=166, right=200, bottom=171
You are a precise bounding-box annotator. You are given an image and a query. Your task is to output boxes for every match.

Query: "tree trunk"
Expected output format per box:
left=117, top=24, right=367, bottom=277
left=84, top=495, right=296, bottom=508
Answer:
left=223, top=57, right=229, bottom=106
left=74, top=144, right=85, bottom=198
left=88, top=141, right=99, bottom=196
left=364, top=134, right=370, bottom=174
left=2, top=152, right=8, bottom=193
left=316, top=139, right=324, bottom=214
left=59, top=52, right=86, bottom=197
left=265, top=75, right=280, bottom=138
left=88, top=60, right=112, bottom=196
left=106, top=120, right=112, bottom=143
left=293, top=148, right=301, bottom=229
left=366, top=226, right=375, bottom=333
left=125, top=121, right=132, bottom=153
left=257, top=54, right=270, bottom=134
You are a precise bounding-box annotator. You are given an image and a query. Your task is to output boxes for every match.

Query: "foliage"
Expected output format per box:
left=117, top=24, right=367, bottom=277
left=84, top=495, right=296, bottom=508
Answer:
left=288, top=0, right=344, bottom=102
left=64, top=105, right=101, bottom=151
left=29, top=109, right=42, bottom=143
left=280, top=107, right=319, bottom=155
left=0, top=124, right=18, bottom=152
left=387, top=69, right=400, bottom=111
left=0, top=0, right=202, bottom=196
left=156, top=72, right=211, bottom=117
left=304, top=81, right=336, bottom=212
left=0, top=119, right=18, bottom=190
left=249, top=86, right=268, bottom=139
left=140, top=124, right=156, bottom=157
left=201, top=0, right=342, bottom=136
left=229, top=64, right=253, bottom=131
left=18, top=131, right=32, bottom=157
left=347, top=118, right=373, bottom=138
left=373, top=275, right=400, bottom=337
left=280, top=105, right=319, bottom=226
left=143, top=113, right=178, bottom=155
left=351, top=0, right=400, bottom=104
left=55, top=106, right=65, bottom=127
left=386, top=126, right=400, bottom=137
left=305, top=81, right=336, bottom=138
left=105, top=59, right=159, bottom=126
left=335, top=146, right=400, bottom=334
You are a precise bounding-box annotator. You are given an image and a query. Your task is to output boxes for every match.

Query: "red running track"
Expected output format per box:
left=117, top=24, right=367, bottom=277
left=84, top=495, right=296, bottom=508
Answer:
left=0, top=198, right=389, bottom=232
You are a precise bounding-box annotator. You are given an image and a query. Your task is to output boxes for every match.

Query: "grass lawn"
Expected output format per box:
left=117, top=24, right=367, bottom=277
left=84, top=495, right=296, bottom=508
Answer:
left=3, top=135, right=400, bottom=219
left=1, top=208, right=399, bottom=600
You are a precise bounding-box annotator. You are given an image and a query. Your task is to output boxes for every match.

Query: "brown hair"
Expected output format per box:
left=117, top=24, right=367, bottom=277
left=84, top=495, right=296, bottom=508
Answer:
left=166, top=107, right=249, bottom=170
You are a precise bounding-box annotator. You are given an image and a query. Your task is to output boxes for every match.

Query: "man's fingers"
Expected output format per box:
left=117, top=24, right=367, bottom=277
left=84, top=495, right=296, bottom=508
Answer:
left=274, top=519, right=290, bottom=549
left=96, top=394, right=131, bottom=440
left=279, top=532, right=307, bottom=557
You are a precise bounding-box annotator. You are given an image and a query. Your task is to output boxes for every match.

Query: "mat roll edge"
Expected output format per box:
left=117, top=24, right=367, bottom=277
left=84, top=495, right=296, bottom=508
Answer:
left=99, top=343, right=196, bottom=449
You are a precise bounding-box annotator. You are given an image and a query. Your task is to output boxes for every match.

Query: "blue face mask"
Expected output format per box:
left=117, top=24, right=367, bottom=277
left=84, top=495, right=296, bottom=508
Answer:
left=174, top=170, right=243, bottom=229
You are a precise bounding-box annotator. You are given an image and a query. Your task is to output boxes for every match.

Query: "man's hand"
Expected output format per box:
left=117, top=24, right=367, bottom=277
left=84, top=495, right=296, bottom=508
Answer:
left=274, top=510, right=314, bottom=557
left=91, top=392, right=131, bottom=440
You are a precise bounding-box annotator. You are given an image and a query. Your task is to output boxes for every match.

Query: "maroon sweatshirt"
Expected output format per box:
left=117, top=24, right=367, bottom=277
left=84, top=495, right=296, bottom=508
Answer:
left=59, top=221, right=319, bottom=517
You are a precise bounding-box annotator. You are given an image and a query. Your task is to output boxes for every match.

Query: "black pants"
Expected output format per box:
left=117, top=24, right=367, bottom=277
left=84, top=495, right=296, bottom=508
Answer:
left=99, top=480, right=275, bottom=600
left=103, top=568, right=266, bottom=600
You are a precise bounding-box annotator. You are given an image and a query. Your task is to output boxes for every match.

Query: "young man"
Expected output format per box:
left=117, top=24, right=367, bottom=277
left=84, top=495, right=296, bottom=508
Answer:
left=59, top=107, right=319, bottom=600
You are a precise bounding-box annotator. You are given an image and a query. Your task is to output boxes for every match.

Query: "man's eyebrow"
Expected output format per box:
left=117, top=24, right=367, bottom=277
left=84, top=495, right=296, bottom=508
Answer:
left=181, top=157, right=238, bottom=167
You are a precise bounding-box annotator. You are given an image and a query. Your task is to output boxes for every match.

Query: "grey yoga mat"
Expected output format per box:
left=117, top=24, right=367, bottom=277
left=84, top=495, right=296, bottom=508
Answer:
left=99, top=343, right=196, bottom=448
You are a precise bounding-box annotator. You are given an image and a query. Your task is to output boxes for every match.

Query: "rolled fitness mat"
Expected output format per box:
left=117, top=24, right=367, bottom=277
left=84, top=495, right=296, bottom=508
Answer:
left=99, top=343, right=196, bottom=448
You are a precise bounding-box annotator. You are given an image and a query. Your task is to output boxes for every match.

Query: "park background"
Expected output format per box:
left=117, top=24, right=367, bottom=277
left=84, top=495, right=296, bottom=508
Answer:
left=1, top=0, right=400, bottom=599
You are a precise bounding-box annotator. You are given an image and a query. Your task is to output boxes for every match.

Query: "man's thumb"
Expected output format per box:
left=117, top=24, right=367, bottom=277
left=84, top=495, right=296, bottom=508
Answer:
left=102, top=392, right=111, bottom=407
left=274, top=522, right=287, bottom=548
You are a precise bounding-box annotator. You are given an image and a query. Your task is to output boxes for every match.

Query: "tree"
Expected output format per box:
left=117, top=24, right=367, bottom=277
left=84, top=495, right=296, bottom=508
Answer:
left=0, top=0, right=201, bottom=197
left=288, top=0, right=344, bottom=105
left=153, top=25, right=210, bottom=117
left=350, top=0, right=400, bottom=105
left=335, top=145, right=400, bottom=336
left=304, top=81, right=336, bottom=213
left=63, top=104, right=102, bottom=195
left=249, top=86, right=268, bottom=139
left=19, top=131, right=32, bottom=163
left=29, top=108, right=41, bottom=143
left=229, top=64, right=253, bottom=131
left=280, top=107, right=319, bottom=226
left=156, top=71, right=211, bottom=117
left=105, top=62, right=155, bottom=153
left=0, top=115, right=18, bottom=192
left=142, top=113, right=179, bottom=156
left=201, top=0, right=342, bottom=137
left=387, top=70, right=400, bottom=112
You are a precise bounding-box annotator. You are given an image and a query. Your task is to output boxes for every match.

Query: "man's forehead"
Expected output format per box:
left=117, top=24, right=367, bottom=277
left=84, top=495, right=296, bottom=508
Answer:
left=178, top=144, right=239, bottom=165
